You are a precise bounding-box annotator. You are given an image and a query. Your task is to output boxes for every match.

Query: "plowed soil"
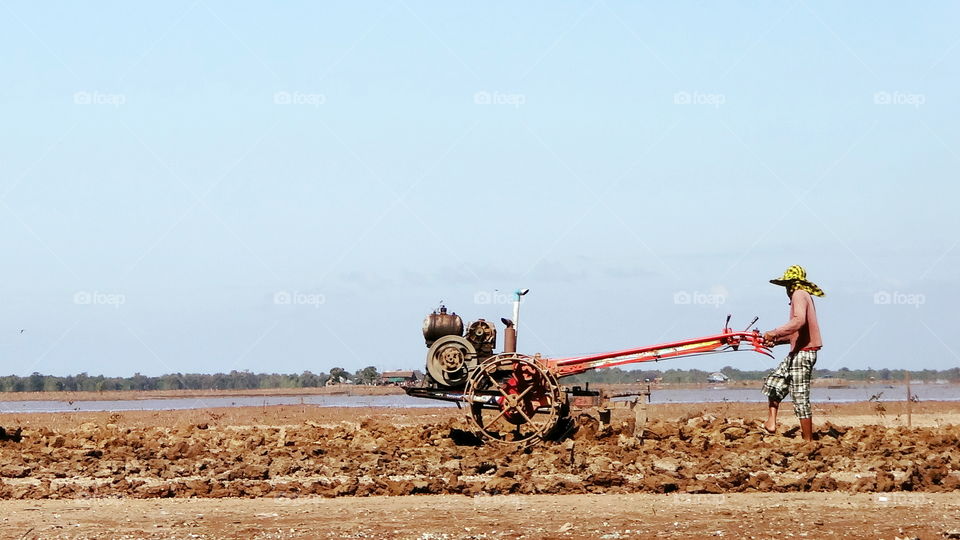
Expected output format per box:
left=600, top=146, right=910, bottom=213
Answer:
left=0, top=401, right=957, bottom=539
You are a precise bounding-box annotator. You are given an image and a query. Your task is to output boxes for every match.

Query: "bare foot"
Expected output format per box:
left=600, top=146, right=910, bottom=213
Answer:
left=763, top=419, right=776, bottom=433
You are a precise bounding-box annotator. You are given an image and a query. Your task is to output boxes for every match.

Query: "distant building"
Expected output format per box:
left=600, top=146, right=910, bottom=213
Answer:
left=707, top=372, right=729, bottom=383
left=325, top=375, right=354, bottom=386
left=380, top=370, right=419, bottom=386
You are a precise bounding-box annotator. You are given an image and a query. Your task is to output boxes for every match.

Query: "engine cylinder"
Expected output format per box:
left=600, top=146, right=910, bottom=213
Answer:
left=466, top=319, right=497, bottom=358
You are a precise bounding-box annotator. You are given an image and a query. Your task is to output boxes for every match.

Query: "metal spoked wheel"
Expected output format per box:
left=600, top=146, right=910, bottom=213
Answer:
left=426, top=335, right=477, bottom=387
left=463, top=353, right=565, bottom=446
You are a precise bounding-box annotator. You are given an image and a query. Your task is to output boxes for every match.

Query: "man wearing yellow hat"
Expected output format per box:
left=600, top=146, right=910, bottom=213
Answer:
left=761, top=265, right=824, bottom=442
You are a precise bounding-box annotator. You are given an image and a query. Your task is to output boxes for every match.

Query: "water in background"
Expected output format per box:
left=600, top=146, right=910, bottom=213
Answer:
left=0, top=394, right=434, bottom=414
left=0, top=383, right=955, bottom=414
left=643, top=383, right=958, bottom=405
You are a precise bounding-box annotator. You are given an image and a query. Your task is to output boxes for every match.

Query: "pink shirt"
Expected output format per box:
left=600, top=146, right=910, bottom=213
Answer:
left=772, top=290, right=822, bottom=352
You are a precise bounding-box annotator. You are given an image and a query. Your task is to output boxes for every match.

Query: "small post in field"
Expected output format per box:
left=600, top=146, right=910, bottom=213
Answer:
left=905, top=370, right=912, bottom=428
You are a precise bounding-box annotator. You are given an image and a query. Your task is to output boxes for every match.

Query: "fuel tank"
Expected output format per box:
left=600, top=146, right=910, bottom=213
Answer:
left=422, top=305, right=464, bottom=347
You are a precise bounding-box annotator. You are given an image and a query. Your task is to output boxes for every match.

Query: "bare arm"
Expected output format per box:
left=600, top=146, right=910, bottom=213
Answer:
left=763, top=291, right=808, bottom=346
left=763, top=332, right=794, bottom=347
left=772, top=291, right=809, bottom=338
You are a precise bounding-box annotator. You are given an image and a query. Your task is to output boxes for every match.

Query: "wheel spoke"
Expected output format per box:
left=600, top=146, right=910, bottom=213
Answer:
left=484, top=372, right=512, bottom=399
left=514, top=405, right=536, bottom=426
left=514, top=384, right=534, bottom=401
left=483, top=405, right=511, bottom=430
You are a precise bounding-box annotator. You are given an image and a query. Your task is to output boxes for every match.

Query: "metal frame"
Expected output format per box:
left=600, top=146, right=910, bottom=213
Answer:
left=547, top=328, right=772, bottom=378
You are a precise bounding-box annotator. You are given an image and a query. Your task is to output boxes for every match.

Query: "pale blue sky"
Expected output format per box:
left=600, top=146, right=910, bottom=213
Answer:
left=1, top=1, right=958, bottom=376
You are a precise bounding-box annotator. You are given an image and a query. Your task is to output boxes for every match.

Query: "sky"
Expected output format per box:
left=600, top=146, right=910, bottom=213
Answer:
left=1, top=1, right=958, bottom=377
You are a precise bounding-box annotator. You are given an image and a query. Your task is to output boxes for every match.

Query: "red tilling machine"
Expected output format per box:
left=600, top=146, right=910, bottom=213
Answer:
left=407, top=290, right=773, bottom=446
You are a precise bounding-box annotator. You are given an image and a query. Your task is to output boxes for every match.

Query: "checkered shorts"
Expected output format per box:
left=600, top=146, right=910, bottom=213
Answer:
left=761, top=350, right=817, bottom=419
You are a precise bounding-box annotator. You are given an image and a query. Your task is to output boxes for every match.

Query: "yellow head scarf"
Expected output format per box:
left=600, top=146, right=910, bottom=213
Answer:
left=769, top=265, right=825, bottom=297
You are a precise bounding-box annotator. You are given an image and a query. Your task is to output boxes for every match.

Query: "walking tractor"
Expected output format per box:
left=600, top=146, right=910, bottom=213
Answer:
left=407, top=289, right=774, bottom=446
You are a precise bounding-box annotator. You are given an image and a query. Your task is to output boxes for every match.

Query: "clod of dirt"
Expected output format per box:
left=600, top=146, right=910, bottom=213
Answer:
left=652, top=458, right=679, bottom=473
left=821, top=423, right=846, bottom=439
left=0, top=465, right=31, bottom=478
left=484, top=476, right=520, bottom=494
left=876, top=470, right=897, bottom=492
left=448, top=428, right=483, bottom=446
left=0, top=427, right=22, bottom=442
left=642, top=473, right=682, bottom=493
left=573, top=414, right=600, bottom=440
left=586, top=472, right=625, bottom=488
left=810, top=475, right=839, bottom=491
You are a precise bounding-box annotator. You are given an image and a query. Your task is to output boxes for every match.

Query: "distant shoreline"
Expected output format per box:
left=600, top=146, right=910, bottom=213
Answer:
left=0, top=385, right=404, bottom=402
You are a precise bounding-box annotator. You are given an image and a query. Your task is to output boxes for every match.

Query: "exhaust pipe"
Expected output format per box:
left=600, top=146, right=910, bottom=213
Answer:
left=502, top=288, right=528, bottom=353
left=503, top=324, right=517, bottom=353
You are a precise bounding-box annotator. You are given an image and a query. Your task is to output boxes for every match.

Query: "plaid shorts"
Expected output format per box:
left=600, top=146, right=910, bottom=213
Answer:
left=761, top=350, right=817, bottom=419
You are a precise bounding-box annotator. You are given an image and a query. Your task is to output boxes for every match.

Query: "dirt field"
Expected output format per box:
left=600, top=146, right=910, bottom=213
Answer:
left=1, top=492, right=959, bottom=539
left=0, top=400, right=957, bottom=539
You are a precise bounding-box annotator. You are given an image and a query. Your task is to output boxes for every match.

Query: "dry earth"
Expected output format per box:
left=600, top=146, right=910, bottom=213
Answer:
left=0, top=400, right=957, bottom=538
left=2, top=492, right=959, bottom=539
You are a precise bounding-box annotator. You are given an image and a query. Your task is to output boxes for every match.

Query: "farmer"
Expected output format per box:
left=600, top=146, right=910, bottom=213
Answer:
left=761, top=265, right=823, bottom=442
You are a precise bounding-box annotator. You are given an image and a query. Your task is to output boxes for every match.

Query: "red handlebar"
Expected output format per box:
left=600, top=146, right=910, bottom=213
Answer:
left=544, top=327, right=773, bottom=378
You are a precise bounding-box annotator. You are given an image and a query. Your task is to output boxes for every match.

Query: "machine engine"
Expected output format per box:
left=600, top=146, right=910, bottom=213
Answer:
left=422, top=306, right=496, bottom=388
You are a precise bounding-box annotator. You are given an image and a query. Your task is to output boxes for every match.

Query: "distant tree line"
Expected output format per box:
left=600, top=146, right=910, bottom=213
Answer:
left=564, top=365, right=960, bottom=385
left=0, top=365, right=956, bottom=393
left=0, top=366, right=382, bottom=393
